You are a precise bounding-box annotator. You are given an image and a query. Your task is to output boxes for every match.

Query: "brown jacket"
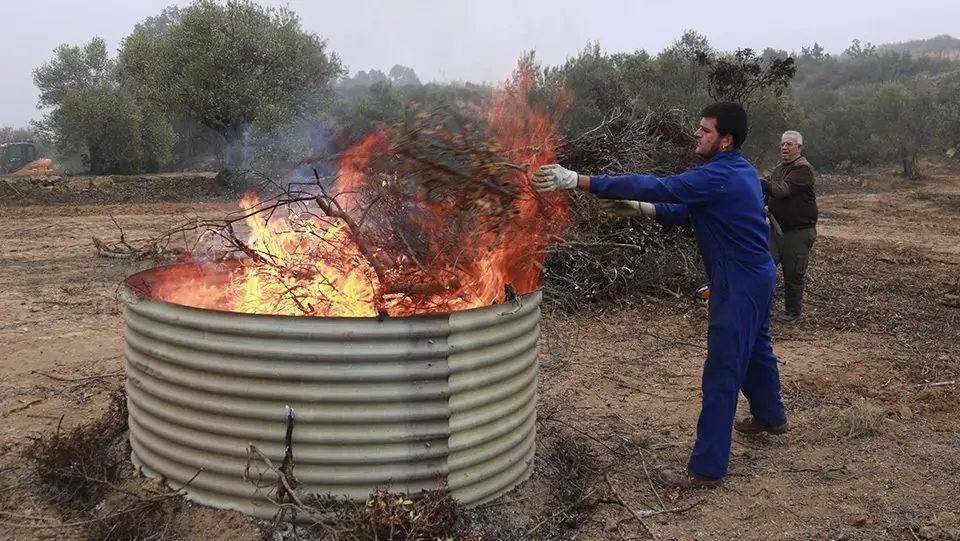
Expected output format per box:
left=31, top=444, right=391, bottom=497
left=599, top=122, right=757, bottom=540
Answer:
left=762, top=156, right=818, bottom=232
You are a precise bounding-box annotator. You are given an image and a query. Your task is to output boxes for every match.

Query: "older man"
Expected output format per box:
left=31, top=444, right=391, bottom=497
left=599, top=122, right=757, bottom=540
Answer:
left=763, top=131, right=818, bottom=324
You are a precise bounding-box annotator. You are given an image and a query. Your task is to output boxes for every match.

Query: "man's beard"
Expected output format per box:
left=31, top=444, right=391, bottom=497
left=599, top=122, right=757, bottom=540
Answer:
left=697, top=140, right=722, bottom=160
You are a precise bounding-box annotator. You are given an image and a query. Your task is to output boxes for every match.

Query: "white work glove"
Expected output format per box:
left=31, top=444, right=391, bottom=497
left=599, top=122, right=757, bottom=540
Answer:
left=599, top=199, right=656, bottom=219
left=532, top=164, right=579, bottom=192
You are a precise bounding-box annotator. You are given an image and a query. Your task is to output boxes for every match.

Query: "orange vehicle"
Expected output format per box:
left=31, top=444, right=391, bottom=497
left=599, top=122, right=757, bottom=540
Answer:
left=0, top=142, right=53, bottom=176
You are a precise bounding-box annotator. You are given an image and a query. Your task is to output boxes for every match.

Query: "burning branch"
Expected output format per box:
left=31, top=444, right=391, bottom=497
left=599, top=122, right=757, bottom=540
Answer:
left=310, top=169, right=389, bottom=292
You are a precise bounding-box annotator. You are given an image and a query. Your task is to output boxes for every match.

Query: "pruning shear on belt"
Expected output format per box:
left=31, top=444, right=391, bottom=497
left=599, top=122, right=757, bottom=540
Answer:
left=695, top=285, right=710, bottom=306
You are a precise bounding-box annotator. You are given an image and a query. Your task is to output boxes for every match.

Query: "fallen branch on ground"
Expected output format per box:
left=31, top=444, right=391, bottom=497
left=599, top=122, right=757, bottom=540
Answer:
left=938, top=294, right=960, bottom=308
left=915, top=380, right=957, bottom=388
left=91, top=216, right=179, bottom=262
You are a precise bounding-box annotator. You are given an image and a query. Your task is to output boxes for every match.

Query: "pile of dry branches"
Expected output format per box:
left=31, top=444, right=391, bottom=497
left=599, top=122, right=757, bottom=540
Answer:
left=26, top=391, right=130, bottom=507
left=19, top=389, right=184, bottom=540
left=542, top=108, right=705, bottom=312
left=295, top=487, right=481, bottom=541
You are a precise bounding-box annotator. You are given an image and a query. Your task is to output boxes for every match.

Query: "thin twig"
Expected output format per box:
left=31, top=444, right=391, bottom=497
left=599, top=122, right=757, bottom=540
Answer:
left=522, top=486, right=599, bottom=538
left=639, top=453, right=667, bottom=512
left=31, top=370, right=123, bottom=382
left=916, top=380, right=956, bottom=388
left=247, top=445, right=305, bottom=509
left=634, top=499, right=704, bottom=518
left=604, top=474, right=658, bottom=540
left=4, top=399, right=43, bottom=415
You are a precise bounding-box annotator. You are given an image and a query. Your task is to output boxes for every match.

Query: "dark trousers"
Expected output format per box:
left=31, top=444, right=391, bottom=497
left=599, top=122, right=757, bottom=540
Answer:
left=688, top=259, right=787, bottom=478
left=770, top=227, right=817, bottom=317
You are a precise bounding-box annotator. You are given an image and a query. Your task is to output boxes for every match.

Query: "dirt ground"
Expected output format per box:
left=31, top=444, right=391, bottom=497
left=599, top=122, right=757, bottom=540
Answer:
left=0, top=164, right=958, bottom=541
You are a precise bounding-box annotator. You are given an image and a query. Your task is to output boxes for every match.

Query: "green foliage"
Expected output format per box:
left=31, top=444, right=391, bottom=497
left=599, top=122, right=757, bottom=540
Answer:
left=541, top=42, right=634, bottom=134
left=798, top=85, right=877, bottom=168
left=338, top=65, right=422, bottom=89
left=33, top=37, right=114, bottom=109
left=388, top=65, right=422, bottom=87
left=28, top=11, right=960, bottom=178
left=649, top=31, right=714, bottom=115
left=939, top=83, right=960, bottom=149
left=45, top=84, right=142, bottom=174
left=790, top=36, right=960, bottom=174
left=117, top=0, right=345, bottom=170
left=876, top=35, right=960, bottom=57
left=31, top=37, right=176, bottom=174
left=535, top=33, right=799, bottom=169
left=868, top=81, right=940, bottom=178
left=0, top=126, right=34, bottom=144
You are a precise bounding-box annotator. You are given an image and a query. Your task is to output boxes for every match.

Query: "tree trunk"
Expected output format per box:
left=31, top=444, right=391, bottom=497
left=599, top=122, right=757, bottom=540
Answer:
left=223, top=124, right=250, bottom=172
left=88, top=145, right=102, bottom=175
left=216, top=124, right=251, bottom=189
left=901, top=151, right=919, bottom=180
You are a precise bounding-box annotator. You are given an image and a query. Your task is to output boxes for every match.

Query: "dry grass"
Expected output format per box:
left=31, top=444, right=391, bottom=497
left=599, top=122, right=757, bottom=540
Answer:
left=815, top=400, right=888, bottom=441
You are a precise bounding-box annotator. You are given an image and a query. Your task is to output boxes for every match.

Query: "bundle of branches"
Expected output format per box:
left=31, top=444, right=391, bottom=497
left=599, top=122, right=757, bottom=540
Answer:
left=543, top=108, right=705, bottom=312
left=302, top=487, right=482, bottom=541
left=561, top=108, right=700, bottom=177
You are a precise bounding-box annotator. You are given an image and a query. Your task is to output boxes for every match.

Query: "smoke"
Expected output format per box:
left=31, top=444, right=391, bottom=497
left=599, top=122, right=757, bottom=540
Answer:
left=215, top=115, right=340, bottom=198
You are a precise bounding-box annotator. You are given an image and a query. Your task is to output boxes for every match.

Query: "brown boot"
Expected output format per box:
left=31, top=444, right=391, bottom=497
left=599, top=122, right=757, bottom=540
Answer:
left=653, top=468, right=723, bottom=489
left=734, top=416, right=789, bottom=435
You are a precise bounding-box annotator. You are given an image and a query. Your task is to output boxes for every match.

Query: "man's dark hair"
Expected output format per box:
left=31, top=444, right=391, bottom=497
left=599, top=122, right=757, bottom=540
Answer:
left=700, top=102, right=748, bottom=149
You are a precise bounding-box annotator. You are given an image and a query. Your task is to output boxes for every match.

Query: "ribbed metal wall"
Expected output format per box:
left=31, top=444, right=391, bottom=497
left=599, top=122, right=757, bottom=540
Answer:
left=121, top=265, right=540, bottom=520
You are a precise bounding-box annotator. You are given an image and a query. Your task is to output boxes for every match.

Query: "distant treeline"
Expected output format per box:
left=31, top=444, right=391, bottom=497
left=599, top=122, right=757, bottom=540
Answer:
left=4, top=0, right=959, bottom=178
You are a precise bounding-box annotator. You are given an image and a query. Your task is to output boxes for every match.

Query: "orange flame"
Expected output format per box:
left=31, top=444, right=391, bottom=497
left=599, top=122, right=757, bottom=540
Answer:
left=148, top=60, right=571, bottom=317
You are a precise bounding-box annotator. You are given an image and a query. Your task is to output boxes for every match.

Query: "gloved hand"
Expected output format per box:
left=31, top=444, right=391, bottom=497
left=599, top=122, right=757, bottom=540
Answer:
left=599, top=199, right=656, bottom=219
left=532, top=164, right=579, bottom=192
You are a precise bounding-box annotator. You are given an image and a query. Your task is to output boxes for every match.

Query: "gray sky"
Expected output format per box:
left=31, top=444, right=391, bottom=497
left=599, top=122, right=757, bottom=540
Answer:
left=3, top=0, right=958, bottom=127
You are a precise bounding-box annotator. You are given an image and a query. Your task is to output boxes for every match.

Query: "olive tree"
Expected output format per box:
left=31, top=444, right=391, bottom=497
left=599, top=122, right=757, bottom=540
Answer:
left=869, top=81, right=940, bottom=178
left=118, top=0, right=345, bottom=173
left=31, top=37, right=175, bottom=173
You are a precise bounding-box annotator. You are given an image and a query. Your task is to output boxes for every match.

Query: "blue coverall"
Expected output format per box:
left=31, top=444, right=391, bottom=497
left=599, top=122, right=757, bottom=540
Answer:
left=589, top=149, right=788, bottom=478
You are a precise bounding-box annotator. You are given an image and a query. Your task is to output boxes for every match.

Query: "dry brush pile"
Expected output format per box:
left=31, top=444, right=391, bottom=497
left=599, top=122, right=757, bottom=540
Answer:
left=14, top=390, right=185, bottom=541
left=541, top=108, right=706, bottom=312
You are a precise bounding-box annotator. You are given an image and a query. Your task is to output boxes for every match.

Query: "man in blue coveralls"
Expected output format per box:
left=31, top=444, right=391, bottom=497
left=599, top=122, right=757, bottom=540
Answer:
left=531, top=102, right=789, bottom=488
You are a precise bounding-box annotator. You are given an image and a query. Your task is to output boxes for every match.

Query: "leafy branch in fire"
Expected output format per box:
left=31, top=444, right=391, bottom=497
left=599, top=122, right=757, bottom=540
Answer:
left=298, top=102, right=537, bottom=298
